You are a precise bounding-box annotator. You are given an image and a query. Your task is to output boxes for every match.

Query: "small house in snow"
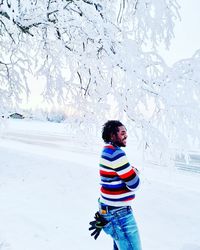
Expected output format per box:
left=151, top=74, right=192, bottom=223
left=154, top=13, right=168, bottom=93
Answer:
left=9, top=113, right=24, bottom=119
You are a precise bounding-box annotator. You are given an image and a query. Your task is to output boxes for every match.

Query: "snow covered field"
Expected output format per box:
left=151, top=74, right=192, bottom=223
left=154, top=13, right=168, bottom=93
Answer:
left=0, top=119, right=200, bottom=250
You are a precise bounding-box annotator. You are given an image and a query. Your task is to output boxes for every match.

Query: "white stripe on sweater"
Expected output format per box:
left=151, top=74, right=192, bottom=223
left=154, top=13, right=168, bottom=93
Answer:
left=100, top=180, right=123, bottom=185
left=101, top=191, right=134, bottom=199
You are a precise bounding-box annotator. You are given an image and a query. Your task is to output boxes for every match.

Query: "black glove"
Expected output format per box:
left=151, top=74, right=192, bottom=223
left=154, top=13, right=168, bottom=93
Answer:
left=89, top=211, right=107, bottom=240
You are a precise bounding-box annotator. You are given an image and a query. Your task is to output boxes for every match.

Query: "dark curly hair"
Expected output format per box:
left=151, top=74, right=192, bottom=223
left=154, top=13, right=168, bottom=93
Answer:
left=102, top=120, right=124, bottom=143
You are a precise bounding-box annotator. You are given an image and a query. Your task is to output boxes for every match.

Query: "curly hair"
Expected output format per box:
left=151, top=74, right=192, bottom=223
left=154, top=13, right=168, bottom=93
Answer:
left=102, top=120, right=124, bottom=143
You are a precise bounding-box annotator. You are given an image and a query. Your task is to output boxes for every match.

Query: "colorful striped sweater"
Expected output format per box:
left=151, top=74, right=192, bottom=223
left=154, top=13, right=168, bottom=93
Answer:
left=99, top=144, right=140, bottom=207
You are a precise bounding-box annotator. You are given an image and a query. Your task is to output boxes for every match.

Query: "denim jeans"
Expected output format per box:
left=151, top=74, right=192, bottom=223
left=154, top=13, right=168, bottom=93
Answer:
left=101, top=206, right=142, bottom=250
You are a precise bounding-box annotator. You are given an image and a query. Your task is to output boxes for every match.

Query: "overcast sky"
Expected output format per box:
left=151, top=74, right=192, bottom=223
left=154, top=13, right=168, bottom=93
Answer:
left=158, top=0, right=200, bottom=65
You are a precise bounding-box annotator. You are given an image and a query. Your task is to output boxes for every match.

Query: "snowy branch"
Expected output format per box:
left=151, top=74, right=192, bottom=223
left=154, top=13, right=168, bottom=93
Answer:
left=1, top=0, right=200, bottom=158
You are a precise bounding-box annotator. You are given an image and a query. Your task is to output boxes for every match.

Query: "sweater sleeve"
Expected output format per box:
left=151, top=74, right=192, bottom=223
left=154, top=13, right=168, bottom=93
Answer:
left=112, top=149, right=140, bottom=191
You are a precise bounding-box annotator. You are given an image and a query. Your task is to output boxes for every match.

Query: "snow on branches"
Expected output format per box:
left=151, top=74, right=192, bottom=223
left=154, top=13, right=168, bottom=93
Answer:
left=0, top=0, right=199, bottom=158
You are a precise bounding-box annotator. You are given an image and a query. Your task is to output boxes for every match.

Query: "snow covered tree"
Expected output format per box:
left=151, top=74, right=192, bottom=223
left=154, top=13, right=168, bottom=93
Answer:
left=0, top=0, right=199, bottom=159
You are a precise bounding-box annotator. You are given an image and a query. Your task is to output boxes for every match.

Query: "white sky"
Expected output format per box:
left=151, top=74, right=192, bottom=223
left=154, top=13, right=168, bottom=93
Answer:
left=158, top=0, right=200, bottom=65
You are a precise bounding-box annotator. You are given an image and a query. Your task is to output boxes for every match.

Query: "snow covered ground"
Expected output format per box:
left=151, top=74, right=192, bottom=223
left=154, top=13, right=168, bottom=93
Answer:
left=0, top=119, right=200, bottom=250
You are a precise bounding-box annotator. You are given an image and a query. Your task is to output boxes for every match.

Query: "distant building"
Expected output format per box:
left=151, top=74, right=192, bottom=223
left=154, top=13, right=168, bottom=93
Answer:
left=9, top=113, right=24, bottom=119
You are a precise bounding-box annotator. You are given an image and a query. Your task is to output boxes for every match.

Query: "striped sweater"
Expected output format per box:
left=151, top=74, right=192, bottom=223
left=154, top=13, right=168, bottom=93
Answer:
left=99, top=144, right=140, bottom=207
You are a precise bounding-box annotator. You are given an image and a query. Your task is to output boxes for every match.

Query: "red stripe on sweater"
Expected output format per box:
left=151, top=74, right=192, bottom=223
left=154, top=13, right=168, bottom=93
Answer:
left=119, top=169, right=135, bottom=179
left=100, top=170, right=118, bottom=177
left=101, top=187, right=129, bottom=195
left=104, top=145, right=115, bottom=149
left=124, top=196, right=135, bottom=201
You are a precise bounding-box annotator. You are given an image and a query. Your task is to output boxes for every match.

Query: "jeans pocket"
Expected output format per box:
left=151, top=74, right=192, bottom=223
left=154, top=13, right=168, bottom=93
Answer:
left=103, top=221, right=112, bottom=234
left=103, top=221, right=120, bottom=240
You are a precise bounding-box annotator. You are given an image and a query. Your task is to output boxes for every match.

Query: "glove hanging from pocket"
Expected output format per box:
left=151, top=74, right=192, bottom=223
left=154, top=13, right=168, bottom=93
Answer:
left=89, top=211, right=107, bottom=240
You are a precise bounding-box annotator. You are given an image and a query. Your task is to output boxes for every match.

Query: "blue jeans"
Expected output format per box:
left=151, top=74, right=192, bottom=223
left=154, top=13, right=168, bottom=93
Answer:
left=101, top=206, right=142, bottom=250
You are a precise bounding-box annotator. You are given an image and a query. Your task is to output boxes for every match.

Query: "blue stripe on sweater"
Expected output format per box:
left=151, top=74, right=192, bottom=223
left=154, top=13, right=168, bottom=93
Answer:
left=102, top=149, right=125, bottom=159
left=101, top=176, right=121, bottom=182
left=103, top=148, right=123, bottom=156
left=101, top=153, right=125, bottom=162
left=101, top=182, right=126, bottom=189
left=126, top=176, right=140, bottom=189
